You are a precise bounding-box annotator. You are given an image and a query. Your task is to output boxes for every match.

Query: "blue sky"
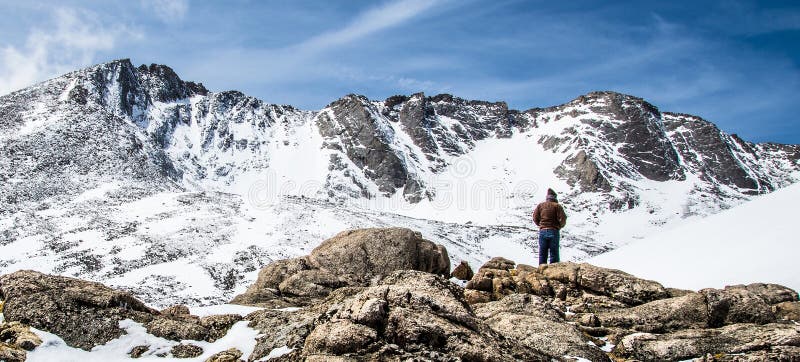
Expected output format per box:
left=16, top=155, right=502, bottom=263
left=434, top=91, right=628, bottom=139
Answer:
left=1, top=1, right=798, bottom=143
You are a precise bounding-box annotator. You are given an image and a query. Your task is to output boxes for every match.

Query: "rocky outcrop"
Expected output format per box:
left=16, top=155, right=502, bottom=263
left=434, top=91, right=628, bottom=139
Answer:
left=614, top=323, right=800, bottom=361
left=245, top=270, right=550, bottom=361
left=170, top=343, right=204, bottom=358
left=473, top=293, right=610, bottom=361
left=0, top=270, right=157, bottom=350
left=465, top=260, right=671, bottom=309
left=145, top=313, right=242, bottom=342
left=231, top=227, right=450, bottom=307
left=0, top=230, right=798, bottom=361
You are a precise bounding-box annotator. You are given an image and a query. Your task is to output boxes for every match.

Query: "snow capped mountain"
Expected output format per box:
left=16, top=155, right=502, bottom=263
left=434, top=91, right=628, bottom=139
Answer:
left=1, top=59, right=798, bottom=306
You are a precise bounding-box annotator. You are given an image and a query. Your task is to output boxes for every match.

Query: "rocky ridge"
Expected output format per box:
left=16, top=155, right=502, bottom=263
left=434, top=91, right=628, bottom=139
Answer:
left=2, top=227, right=796, bottom=361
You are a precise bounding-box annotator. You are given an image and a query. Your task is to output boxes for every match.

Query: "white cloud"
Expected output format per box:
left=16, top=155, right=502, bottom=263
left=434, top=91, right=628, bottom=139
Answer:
left=140, top=0, right=189, bottom=23
left=295, top=0, right=440, bottom=54
left=0, top=8, right=137, bottom=96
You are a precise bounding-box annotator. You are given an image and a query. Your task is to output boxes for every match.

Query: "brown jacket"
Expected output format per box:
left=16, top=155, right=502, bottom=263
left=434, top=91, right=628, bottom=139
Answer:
left=533, top=201, right=567, bottom=230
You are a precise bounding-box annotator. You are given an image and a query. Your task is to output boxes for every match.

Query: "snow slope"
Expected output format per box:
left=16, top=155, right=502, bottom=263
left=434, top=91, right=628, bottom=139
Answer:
left=589, top=182, right=800, bottom=292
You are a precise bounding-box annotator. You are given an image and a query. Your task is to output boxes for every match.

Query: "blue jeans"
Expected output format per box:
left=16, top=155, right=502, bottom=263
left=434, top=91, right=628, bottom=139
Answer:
left=538, top=229, right=560, bottom=264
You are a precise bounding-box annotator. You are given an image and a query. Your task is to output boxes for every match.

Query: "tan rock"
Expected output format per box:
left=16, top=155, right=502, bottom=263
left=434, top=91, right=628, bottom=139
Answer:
left=614, top=322, right=800, bottom=361
left=464, top=289, right=492, bottom=304
left=171, top=343, right=204, bottom=358
left=774, top=301, right=800, bottom=322
left=451, top=261, right=474, bottom=281
left=0, top=321, right=42, bottom=350
left=308, top=228, right=450, bottom=283
left=304, top=319, right=378, bottom=355
left=160, top=304, right=191, bottom=316
left=0, top=270, right=156, bottom=350
left=0, top=342, right=26, bottom=362
left=204, top=348, right=243, bottom=362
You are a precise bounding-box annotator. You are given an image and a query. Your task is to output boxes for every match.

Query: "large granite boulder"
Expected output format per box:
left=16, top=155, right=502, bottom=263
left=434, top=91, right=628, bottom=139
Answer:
left=232, top=228, right=450, bottom=307
left=0, top=270, right=157, bottom=350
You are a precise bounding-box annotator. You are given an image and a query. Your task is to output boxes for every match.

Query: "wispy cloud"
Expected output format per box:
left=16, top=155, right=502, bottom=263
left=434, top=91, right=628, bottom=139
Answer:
left=140, top=0, right=189, bottom=23
left=293, top=0, right=441, bottom=54
left=0, top=8, right=138, bottom=96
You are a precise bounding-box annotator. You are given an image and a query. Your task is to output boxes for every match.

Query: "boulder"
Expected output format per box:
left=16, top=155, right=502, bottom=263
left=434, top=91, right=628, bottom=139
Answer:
left=232, top=228, right=450, bottom=307
left=774, top=301, right=800, bottom=322
left=145, top=317, right=209, bottom=341
left=537, top=263, right=670, bottom=305
left=129, top=345, right=149, bottom=358
left=597, top=292, right=709, bottom=332
left=278, top=269, right=347, bottom=298
left=161, top=304, right=191, bottom=316
left=464, top=257, right=517, bottom=301
left=0, top=321, right=43, bottom=350
left=474, top=294, right=609, bottom=362
left=205, top=347, right=243, bottom=362
left=303, top=319, right=378, bottom=355
left=201, top=314, right=243, bottom=341
left=613, top=322, right=800, bottom=361
left=308, top=228, right=450, bottom=282
left=739, top=283, right=799, bottom=304
left=144, top=313, right=241, bottom=342
left=231, top=257, right=312, bottom=306
left=0, top=343, right=26, bottom=362
left=0, top=270, right=156, bottom=350
left=701, top=286, right=776, bottom=327
left=451, top=261, right=474, bottom=281
left=171, top=343, right=204, bottom=358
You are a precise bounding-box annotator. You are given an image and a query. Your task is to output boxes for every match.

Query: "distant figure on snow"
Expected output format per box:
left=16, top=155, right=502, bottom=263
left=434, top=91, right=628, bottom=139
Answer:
left=533, top=188, right=567, bottom=265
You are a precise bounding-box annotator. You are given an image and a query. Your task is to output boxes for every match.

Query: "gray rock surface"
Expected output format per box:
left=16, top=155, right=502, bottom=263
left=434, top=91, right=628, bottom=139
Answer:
left=0, top=270, right=156, bottom=350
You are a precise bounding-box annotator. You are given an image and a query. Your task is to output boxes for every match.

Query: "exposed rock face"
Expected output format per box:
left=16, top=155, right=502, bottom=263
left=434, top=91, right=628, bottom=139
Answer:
left=204, top=347, right=243, bottom=362
left=231, top=227, right=450, bottom=307
left=0, top=321, right=42, bottom=351
left=466, top=261, right=671, bottom=309
left=0, top=270, right=156, bottom=350
left=144, top=313, right=242, bottom=342
left=317, top=95, right=412, bottom=198
left=775, top=301, right=800, bottom=321
left=596, top=292, right=710, bottom=332
left=170, top=343, right=204, bottom=358
left=473, top=293, right=609, bottom=361
left=0, top=343, right=26, bottom=362
left=614, top=323, right=800, bottom=361
left=245, top=270, right=549, bottom=361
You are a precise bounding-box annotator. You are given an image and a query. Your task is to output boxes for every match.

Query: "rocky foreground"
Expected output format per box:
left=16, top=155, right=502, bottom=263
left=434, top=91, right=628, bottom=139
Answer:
left=1, top=228, right=798, bottom=361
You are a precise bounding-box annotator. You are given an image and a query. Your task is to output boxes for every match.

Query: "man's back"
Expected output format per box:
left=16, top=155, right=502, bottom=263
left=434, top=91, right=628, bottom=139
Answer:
left=533, top=201, right=567, bottom=230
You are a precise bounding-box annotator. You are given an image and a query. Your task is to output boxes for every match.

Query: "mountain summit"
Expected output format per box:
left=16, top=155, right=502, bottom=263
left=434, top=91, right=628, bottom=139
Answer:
left=1, top=59, right=798, bottom=304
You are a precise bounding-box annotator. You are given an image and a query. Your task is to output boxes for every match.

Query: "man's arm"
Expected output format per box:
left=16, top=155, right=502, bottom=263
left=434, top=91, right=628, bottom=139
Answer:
left=558, top=204, right=567, bottom=228
left=532, top=204, right=541, bottom=226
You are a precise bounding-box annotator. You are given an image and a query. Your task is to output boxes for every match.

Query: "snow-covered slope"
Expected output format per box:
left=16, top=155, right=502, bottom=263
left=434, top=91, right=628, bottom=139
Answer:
left=1, top=59, right=798, bottom=306
left=589, top=182, right=800, bottom=292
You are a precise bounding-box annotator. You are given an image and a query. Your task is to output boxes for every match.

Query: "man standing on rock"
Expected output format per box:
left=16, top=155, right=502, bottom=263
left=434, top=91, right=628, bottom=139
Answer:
left=533, top=188, right=567, bottom=265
